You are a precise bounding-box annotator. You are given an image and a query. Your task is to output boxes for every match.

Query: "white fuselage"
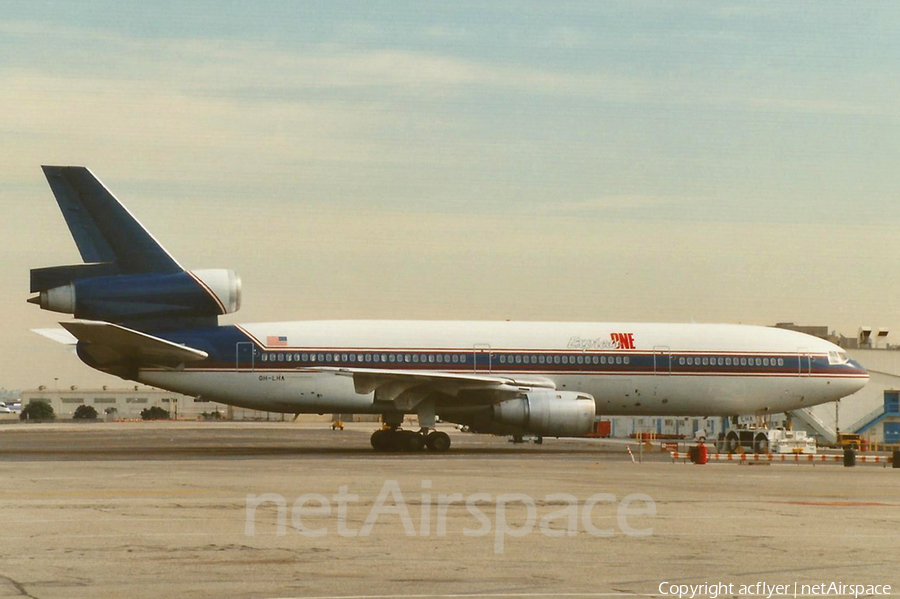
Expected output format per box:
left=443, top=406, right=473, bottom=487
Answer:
left=137, top=320, right=868, bottom=418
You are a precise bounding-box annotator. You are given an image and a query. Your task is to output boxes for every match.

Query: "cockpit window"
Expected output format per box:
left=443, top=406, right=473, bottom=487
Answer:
left=828, top=351, right=850, bottom=365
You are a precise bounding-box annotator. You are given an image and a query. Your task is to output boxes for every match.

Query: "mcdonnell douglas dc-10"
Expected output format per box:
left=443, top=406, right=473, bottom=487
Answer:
left=29, top=166, right=868, bottom=451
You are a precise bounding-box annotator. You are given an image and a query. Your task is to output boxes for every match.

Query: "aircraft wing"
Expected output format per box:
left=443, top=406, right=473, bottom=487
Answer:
left=314, top=367, right=556, bottom=410
left=60, top=319, right=208, bottom=366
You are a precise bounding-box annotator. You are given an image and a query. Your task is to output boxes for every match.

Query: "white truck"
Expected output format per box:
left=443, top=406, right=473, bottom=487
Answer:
left=720, top=426, right=816, bottom=454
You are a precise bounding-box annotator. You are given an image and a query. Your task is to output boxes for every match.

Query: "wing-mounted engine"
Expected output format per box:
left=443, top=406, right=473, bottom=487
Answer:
left=30, top=268, right=241, bottom=323
left=486, top=390, right=596, bottom=437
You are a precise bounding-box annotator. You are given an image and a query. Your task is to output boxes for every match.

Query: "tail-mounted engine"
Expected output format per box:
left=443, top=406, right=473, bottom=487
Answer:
left=29, top=268, right=241, bottom=324
left=29, top=166, right=243, bottom=331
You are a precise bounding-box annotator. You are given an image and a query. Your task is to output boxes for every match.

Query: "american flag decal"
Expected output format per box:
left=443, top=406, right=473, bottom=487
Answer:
left=267, top=335, right=288, bottom=347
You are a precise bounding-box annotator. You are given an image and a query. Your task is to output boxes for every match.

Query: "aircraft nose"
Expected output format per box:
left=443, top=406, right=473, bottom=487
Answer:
left=849, top=359, right=869, bottom=388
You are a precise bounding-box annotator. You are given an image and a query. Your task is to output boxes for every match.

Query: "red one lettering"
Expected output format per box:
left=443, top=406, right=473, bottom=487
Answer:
left=610, top=332, right=635, bottom=350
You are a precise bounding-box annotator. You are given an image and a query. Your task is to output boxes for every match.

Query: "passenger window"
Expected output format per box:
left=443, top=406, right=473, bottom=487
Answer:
left=624, top=356, right=630, bottom=365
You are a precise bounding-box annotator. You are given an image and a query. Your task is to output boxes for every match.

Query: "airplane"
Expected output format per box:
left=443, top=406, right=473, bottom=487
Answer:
left=29, top=166, right=869, bottom=452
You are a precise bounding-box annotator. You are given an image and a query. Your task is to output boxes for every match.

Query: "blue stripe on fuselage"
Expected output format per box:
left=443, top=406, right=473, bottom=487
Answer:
left=146, top=326, right=866, bottom=378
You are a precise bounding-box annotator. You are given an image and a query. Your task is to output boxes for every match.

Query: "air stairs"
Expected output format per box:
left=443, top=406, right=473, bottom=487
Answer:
left=789, top=407, right=837, bottom=444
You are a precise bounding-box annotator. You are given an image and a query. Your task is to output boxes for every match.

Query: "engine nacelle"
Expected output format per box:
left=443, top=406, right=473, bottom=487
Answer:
left=35, top=269, right=241, bottom=322
left=492, top=390, right=596, bottom=437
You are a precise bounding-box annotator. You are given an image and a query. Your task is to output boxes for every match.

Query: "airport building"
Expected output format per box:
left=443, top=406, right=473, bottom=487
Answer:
left=17, top=387, right=277, bottom=421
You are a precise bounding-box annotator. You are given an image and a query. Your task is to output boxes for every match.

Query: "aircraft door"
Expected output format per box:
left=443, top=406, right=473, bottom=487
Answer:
left=473, top=344, right=492, bottom=373
left=653, top=346, right=671, bottom=375
left=653, top=346, right=671, bottom=399
left=236, top=342, right=255, bottom=371
left=797, top=348, right=811, bottom=376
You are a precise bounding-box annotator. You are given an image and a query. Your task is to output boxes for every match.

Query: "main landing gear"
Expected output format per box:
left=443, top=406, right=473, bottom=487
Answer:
left=370, top=428, right=451, bottom=452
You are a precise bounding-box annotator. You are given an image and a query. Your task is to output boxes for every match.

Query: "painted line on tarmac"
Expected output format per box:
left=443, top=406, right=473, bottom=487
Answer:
left=266, top=594, right=646, bottom=599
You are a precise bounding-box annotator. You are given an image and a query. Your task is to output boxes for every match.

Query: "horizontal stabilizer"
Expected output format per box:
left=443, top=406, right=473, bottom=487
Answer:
left=31, top=328, right=79, bottom=345
left=60, top=319, right=208, bottom=365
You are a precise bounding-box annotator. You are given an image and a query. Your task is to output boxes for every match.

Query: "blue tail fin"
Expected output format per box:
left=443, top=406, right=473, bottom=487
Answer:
left=40, top=166, right=182, bottom=275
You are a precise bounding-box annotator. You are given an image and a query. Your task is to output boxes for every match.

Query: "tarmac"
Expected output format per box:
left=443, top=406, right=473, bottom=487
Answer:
left=0, top=421, right=898, bottom=599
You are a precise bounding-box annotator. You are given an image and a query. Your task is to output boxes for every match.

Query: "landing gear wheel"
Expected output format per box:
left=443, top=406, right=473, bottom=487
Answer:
left=371, top=429, right=392, bottom=451
left=400, top=430, right=426, bottom=452
left=533, top=436, right=543, bottom=445
left=425, top=431, right=451, bottom=452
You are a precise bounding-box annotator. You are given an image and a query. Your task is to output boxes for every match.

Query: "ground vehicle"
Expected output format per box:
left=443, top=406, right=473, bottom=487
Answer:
left=836, top=432, right=863, bottom=451
left=721, top=426, right=816, bottom=454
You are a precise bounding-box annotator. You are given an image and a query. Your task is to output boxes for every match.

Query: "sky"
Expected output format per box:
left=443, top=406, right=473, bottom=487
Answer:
left=1, top=1, right=899, bottom=390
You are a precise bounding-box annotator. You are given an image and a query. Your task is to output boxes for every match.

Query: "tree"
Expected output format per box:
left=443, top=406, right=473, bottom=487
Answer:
left=140, top=406, right=170, bottom=420
left=20, top=401, right=55, bottom=421
left=73, top=405, right=98, bottom=420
